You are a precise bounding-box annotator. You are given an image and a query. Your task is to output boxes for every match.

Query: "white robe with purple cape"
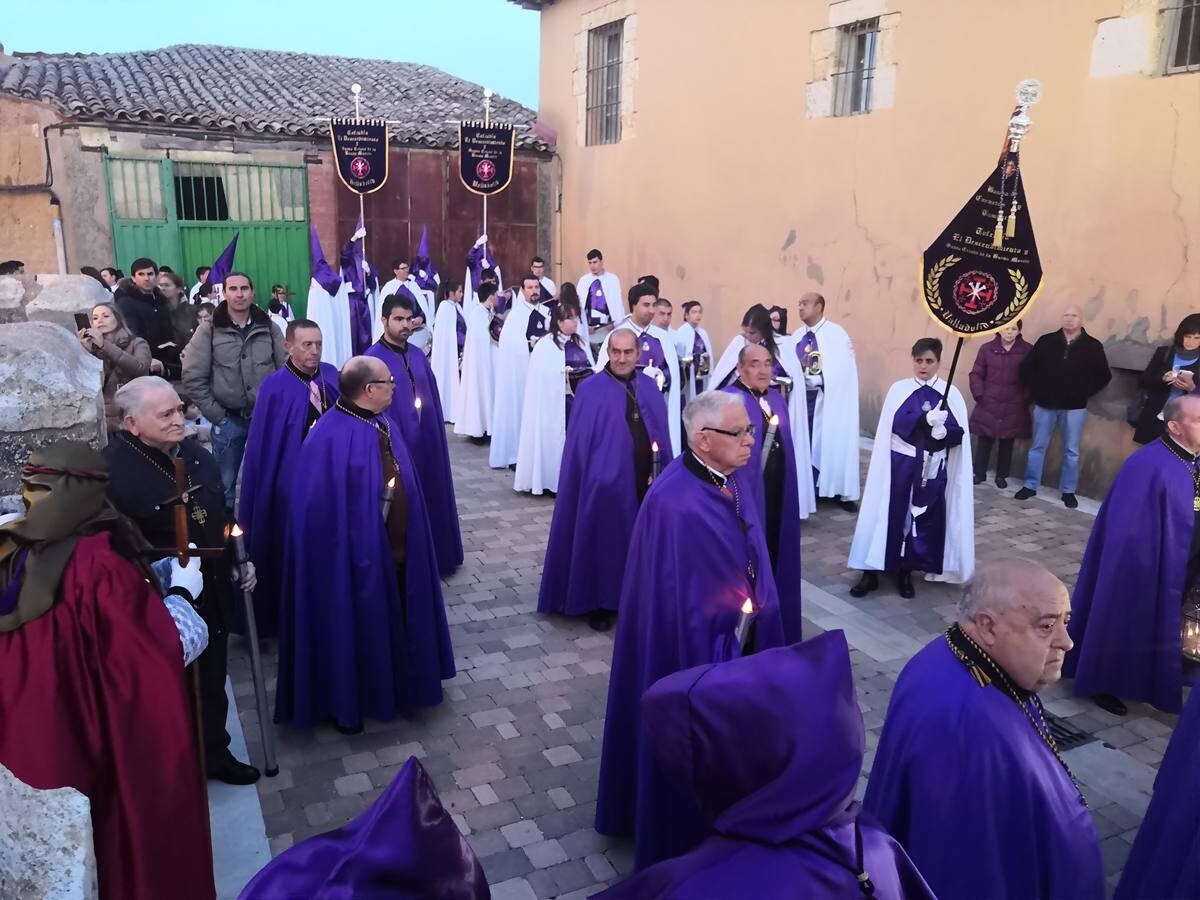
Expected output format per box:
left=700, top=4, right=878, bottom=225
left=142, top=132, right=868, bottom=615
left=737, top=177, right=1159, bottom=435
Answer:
left=452, top=300, right=495, bottom=438
left=431, top=299, right=464, bottom=423
left=513, top=334, right=595, bottom=495
left=488, top=299, right=547, bottom=469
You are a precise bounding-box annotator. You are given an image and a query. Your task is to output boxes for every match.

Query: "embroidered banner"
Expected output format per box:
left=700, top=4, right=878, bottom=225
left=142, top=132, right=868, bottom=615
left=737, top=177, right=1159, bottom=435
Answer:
left=458, top=122, right=515, bottom=196
left=329, top=118, right=389, bottom=195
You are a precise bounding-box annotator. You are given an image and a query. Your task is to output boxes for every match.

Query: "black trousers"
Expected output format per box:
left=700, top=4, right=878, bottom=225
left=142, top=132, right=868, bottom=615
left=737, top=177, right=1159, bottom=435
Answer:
left=197, top=631, right=232, bottom=766
left=974, top=436, right=1015, bottom=480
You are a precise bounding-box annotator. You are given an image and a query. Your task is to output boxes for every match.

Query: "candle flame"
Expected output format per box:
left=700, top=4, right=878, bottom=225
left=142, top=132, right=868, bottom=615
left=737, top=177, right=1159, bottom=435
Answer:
left=651, top=441, right=659, bottom=452
left=414, top=397, right=423, bottom=409
left=769, top=415, right=779, bottom=426
left=230, top=524, right=243, bottom=538
left=741, top=597, right=754, bottom=614
left=387, top=477, right=396, bottom=489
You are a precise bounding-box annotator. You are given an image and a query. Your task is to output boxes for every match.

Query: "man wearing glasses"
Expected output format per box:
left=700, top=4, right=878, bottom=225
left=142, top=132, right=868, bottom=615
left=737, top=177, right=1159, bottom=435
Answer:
left=275, top=356, right=455, bottom=734
left=596, top=390, right=786, bottom=871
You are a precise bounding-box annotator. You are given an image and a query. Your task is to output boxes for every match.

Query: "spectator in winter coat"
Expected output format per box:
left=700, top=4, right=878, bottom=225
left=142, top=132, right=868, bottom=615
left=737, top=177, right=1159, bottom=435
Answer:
left=114, top=257, right=179, bottom=379
left=77, top=303, right=153, bottom=434
left=1015, top=306, right=1111, bottom=509
left=968, top=322, right=1032, bottom=487
left=1131, top=313, right=1200, bottom=445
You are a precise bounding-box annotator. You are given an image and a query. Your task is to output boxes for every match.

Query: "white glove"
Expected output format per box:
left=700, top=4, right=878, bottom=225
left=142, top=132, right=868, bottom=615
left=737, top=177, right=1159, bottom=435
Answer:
left=804, top=373, right=822, bottom=390
left=925, top=408, right=949, bottom=429
left=238, top=560, right=258, bottom=593
left=931, top=424, right=948, bottom=441
left=352, top=225, right=367, bottom=242
left=474, top=233, right=488, bottom=248
left=167, top=548, right=204, bottom=602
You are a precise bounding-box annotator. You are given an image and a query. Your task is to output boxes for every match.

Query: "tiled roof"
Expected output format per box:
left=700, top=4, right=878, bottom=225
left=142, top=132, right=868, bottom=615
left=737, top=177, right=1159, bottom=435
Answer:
left=0, top=43, right=548, bottom=151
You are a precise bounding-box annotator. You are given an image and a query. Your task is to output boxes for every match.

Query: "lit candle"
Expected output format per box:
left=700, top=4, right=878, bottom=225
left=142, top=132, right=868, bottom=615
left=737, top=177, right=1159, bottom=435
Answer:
left=381, top=476, right=397, bottom=520
left=414, top=395, right=423, bottom=421
left=734, top=597, right=757, bottom=652
left=651, top=441, right=660, bottom=481
left=760, top=415, right=780, bottom=474
left=230, top=523, right=249, bottom=568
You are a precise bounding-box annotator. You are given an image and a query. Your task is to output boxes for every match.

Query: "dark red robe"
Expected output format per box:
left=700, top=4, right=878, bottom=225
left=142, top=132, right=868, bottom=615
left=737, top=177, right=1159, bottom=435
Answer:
left=0, top=533, right=215, bottom=899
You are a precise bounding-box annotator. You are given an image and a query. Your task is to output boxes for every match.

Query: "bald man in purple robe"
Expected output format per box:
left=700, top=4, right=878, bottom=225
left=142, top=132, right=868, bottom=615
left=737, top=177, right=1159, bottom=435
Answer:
left=864, top=558, right=1103, bottom=900
left=596, top=632, right=935, bottom=900
left=596, top=390, right=786, bottom=871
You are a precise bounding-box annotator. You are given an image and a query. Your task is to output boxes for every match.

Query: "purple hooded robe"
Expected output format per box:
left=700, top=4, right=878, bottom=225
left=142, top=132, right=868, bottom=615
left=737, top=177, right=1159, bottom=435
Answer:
left=595, top=452, right=786, bottom=870
left=596, top=632, right=936, bottom=900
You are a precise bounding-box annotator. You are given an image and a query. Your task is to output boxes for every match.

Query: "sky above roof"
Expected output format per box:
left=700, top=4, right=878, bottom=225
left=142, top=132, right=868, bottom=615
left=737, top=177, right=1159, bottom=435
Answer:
left=5, top=0, right=541, bottom=109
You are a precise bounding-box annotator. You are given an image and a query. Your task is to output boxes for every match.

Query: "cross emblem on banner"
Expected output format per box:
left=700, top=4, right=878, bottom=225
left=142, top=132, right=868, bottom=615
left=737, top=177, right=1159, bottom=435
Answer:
left=476, top=159, right=495, bottom=181
left=350, top=157, right=370, bottom=178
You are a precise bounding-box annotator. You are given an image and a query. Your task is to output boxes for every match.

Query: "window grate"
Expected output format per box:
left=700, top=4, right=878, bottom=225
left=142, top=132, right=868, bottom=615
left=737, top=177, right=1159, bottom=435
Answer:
left=586, top=19, right=624, bottom=145
left=831, top=18, right=880, bottom=117
left=1165, top=0, right=1200, bottom=73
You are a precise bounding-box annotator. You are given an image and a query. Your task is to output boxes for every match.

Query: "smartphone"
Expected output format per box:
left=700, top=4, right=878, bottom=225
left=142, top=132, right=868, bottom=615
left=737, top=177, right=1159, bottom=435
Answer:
left=74, top=313, right=90, bottom=330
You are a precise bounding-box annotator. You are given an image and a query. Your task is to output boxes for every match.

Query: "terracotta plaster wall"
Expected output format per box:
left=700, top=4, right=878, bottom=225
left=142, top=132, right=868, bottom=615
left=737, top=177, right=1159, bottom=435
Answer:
left=0, top=95, right=64, bottom=273
left=537, top=0, right=1200, bottom=493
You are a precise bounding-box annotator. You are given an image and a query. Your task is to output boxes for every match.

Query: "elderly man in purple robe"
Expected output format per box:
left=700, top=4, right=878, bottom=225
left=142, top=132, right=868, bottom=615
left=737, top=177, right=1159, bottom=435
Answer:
left=596, top=390, right=786, bottom=870
left=366, top=294, right=463, bottom=577
left=237, top=320, right=338, bottom=638
left=596, top=632, right=936, bottom=900
left=275, top=356, right=455, bottom=734
left=722, top=342, right=803, bottom=643
left=864, top=558, right=1104, bottom=900
left=1064, top=392, right=1200, bottom=717
left=577, top=248, right=623, bottom=351
left=539, top=328, right=673, bottom=631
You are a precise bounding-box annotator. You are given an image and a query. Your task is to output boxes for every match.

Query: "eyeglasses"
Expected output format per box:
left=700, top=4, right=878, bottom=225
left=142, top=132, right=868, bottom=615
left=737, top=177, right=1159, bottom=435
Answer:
left=702, top=424, right=757, bottom=439
left=367, top=377, right=395, bottom=386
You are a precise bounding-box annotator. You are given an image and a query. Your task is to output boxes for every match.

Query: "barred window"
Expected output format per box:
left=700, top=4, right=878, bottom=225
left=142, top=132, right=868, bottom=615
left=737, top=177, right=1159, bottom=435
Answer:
left=1165, top=0, right=1200, bottom=73
left=586, top=20, right=624, bottom=145
left=832, top=18, right=880, bottom=117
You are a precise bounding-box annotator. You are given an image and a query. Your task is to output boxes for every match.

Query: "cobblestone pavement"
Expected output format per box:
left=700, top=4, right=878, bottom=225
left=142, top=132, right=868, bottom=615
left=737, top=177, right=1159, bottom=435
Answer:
left=227, top=433, right=1180, bottom=898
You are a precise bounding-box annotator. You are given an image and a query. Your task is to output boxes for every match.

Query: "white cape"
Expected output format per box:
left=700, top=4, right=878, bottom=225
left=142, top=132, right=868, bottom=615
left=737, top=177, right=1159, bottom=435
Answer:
left=783, top=320, right=862, bottom=501
left=431, top=299, right=464, bottom=423
left=847, top=377, right=975, bottom=582
left=307, top=278, right=353, bottom=367
left=514, top=335, right=595, bottom=495
left=381, top=277, right=435, bottom=351
left=577, top=272, right=624, bottom=341
left=464, top=265, right=503, bottom=304
left=710, top=334, right=817, bottom=518
left=452, top=300, right=496, bottom=437
left=672, top=322, right=714, bottom=402
left=538, top=276, right=557, bottom=300
left=596, top=318, right=682, bottom=455
left=488, top=299, right=546, bottom=468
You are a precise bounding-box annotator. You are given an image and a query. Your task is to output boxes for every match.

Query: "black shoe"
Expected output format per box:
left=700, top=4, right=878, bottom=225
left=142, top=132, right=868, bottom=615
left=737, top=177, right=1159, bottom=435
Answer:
left=1062, top=492, right=1078, bottom=509
left=849, top=571, right=878, bottom=598
left=208, top=754, right=261, bottom=785
left=973, top=473, right=985, bottom=485
left=1093, top=693, right=1127, bottom=716
left=1014, top=487, right=1036, bottom=500
left=995, top=476, right=1008, bottom=489
left=588, top=610, right=615, bottom=632
left=837, top=499, right=858, bottom=513
left=334, top=721, right=364, bottom=736
left=897, top=570, right=915, bottom=599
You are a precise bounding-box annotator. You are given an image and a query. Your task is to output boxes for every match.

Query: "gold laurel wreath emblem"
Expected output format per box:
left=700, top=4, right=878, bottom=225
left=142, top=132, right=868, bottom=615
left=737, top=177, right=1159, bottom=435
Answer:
left=924, top=255, right=961, bottom=312
left=1002, top=269, right=1031, bottom=319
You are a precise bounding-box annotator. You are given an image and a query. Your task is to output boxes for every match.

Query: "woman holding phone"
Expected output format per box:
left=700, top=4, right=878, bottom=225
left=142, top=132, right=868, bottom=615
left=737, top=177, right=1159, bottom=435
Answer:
left=77, top=303, right=152, bottom=434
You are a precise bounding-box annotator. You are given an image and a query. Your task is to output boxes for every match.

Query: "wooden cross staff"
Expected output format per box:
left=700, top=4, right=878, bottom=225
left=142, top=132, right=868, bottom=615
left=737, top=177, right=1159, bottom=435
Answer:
left=143, top=458, right=227, bottom=564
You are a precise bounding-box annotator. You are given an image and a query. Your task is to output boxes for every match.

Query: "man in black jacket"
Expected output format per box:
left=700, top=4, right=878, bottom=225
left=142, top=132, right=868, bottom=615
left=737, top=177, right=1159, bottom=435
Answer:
left=1015, top=305, right=1111, bottom=508
left=114, top=257, right=179, bottom=379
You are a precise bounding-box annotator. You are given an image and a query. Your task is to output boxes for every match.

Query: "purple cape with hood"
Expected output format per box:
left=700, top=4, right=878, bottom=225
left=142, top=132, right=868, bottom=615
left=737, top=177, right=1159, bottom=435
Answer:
left=538, top=370, right=673, bottom=616
left=366, top=339, right=464, bottom=576
left=864, top=637, right=1103, bottom=900
left=596, top=632, right=936, bottom=900
left=595, top=453, right=786, bottom=870
left=1114, top=684, right=1200, bottom=900
left=1063, top=438, right=1193, bottom=713
left=722, top=382, right=803, bottom=643
left=341, top=219, right=377, bottom=355
left=239, top=757, right=488, bottom=899
left=274, top=406, right=455, bottom=728
left=236, top=361, right=339, bottom=637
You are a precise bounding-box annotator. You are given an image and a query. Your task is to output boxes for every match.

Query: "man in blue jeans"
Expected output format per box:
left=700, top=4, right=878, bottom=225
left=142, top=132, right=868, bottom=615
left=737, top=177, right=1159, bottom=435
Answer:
left=1014, top=305, right=1111, bottom=508
left=182, top=271, right=286, bottom=512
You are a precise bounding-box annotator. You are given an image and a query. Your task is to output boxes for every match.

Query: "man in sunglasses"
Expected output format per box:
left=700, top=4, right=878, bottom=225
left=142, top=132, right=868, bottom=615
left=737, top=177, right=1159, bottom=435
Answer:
left=596, top=389, right=786, bottom=871
left=275, top=356, right=455, bottom=734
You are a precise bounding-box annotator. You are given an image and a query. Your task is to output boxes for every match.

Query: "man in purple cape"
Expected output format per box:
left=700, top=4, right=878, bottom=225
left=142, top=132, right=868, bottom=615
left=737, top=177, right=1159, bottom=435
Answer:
left=722, top=342, right=803, bottom=643
left=538, top=328, right=673, bottom=631
left=596, top=632, right=936, bottom=900
left=864, top=558, right=1103, bottom=900
left=1063, top=394, right=1200, bottom=716
left=237, top=319, right=338, bottom=637
left=1114, top=685, right=1200, bottom=900
left=596, top=390, right=786, bottom=871
left=240, top=757, right=488, bottom=899
left=366, top=293, right=464, bottom=577
left=275, top=356, right=455, bottom=731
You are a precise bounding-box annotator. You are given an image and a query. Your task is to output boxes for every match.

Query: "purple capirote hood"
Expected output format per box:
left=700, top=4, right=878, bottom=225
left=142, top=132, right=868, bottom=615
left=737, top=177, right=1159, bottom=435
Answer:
left=640, top=630, right=863, bottom=845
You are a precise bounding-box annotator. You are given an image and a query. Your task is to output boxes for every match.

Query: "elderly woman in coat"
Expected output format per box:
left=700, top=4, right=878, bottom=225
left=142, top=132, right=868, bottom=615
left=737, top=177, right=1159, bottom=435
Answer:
left=968, top=321, right=1032, bottom=487
left=77, top=302, right=153, bottom=434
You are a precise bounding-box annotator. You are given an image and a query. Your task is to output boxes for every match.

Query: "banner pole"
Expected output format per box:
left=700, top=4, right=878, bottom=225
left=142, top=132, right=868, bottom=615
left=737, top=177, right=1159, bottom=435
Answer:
left=483, top=88, right=493, bottom=236
left=939, top=337, right=966, bottom=409
left=351, top=82, right=367, bottom=268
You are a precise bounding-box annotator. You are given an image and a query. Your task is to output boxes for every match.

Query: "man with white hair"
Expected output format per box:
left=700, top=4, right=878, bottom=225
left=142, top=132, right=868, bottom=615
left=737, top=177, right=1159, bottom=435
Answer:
left=105, top=376, right=261, bottom=785
left=864, top=558, right=1103, bottom=900
left=596, top=389, right=787, bottom=871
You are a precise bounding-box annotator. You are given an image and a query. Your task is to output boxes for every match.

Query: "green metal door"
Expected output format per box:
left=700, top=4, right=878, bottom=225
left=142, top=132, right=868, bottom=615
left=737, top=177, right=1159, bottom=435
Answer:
left=106, top=156, right=311, bottom=315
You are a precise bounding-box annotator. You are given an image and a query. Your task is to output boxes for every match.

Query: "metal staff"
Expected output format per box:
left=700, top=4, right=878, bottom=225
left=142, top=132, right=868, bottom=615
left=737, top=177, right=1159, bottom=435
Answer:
left=229, top=524, right=278, bottom=777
